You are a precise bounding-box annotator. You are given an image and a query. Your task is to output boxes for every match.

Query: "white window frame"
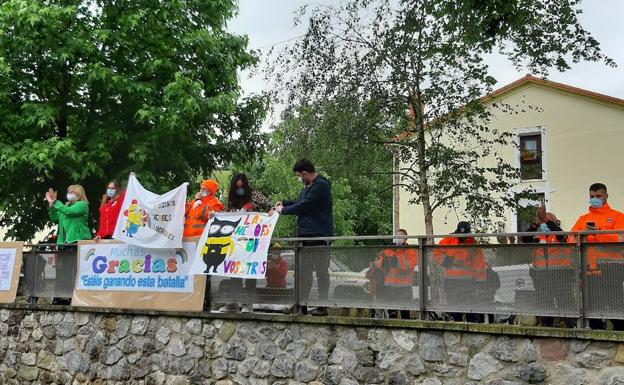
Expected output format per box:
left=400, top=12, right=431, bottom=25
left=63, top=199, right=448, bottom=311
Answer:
left=514, top=126, right=548, bottom=183
left=508, top=126, right=554, bottom=232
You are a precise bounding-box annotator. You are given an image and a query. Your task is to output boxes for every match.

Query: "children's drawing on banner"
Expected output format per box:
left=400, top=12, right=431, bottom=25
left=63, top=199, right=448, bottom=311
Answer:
left=190, top=212, right=279, bottom=279
left=113, top=173, right=187, bottom=249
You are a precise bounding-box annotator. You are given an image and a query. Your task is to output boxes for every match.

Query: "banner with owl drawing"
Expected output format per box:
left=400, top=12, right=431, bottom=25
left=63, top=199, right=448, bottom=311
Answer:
left=113, top=173, right=188, bottom=249
left=190, top=212, right=279, bottom=278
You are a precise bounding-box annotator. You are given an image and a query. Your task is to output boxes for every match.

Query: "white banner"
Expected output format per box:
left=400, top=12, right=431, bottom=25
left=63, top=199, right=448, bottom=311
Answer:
left=113, top=174, right=187, bottom=249
left=190, top=212, right=279, bottom=278
left=77, top=242, right=196, bottom=292
left=0, top=248, right=17, bottom=291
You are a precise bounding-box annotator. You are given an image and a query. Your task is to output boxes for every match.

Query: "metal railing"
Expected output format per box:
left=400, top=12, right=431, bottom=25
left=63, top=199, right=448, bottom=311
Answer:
left=14, top=232, right=624, bottom=326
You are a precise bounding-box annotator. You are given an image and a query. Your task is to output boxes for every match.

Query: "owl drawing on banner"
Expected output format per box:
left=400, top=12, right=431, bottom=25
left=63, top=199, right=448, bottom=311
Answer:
left=201, top=217, right=242, bottom=273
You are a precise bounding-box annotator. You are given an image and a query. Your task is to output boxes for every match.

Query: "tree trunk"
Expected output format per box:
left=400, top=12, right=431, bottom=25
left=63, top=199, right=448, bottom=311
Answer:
left=411, top=99, right=434, bottom=240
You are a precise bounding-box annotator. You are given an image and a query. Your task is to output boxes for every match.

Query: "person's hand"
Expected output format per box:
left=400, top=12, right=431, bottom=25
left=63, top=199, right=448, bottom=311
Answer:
left=194, top=191, right=202, bottom=200
left=275, top=201, right=283, bottom=207
left=94, top=235, right=101, bottom=242
left=535, top=205, right=547, bottom=224
left=45, top=188, right=57, bottom=205
left=275, top=205, right=283, bottom=214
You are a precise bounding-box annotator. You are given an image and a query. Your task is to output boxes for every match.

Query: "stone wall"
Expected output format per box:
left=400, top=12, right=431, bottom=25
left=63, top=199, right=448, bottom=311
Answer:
left=1, top=307, right=624, bottom=385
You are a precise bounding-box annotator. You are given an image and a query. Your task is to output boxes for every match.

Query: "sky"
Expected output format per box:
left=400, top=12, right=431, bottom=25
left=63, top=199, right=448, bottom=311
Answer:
left=228, top=0, right=624, bottom=112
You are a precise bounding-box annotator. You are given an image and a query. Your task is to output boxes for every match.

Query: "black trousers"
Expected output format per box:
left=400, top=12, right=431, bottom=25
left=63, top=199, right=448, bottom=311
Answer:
left=378, top=286, right=412, bottom=319
left=296, top=239, right=330, bottom=304
left=225, top=278, right=257, bottom=303
left=443, top=278, right=486, bottom=322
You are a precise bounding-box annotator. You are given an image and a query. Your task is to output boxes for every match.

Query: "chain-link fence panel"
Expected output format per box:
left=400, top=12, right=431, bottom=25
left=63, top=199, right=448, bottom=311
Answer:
left=18, top=245, right=77, bottom=299
left=207, top=246, right=296, bottom=312
left=582, top=243, right=624, bottom=319
left=298, top=244, right=420, bottom=311
left=425, top=243, right=581, bottom=318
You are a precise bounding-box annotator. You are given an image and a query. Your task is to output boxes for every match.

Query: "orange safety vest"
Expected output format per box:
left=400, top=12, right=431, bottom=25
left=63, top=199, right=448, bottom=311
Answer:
left=585, top=246, right=624, bottom=276
left=433, top=237, right=487, bottom=281
left=374, top=248, right=418, bottom=287
left=532, top=235, right=573, bottom=269
left=568, top=204, right=624, bottom=275
left=183, top=196, right=224, bottom=237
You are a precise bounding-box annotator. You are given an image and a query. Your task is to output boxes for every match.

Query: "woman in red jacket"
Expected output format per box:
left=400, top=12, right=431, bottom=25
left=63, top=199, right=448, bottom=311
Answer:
left=95, top=179, right=126, bottom=240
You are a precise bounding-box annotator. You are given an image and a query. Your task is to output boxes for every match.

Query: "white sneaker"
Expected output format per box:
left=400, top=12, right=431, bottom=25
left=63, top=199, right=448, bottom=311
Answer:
left=218, top=304, right=239, bottom=312
left=241, top=304, right=254, bottom=313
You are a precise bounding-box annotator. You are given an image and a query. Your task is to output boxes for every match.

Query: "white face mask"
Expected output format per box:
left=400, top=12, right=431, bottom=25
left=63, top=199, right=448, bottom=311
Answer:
left=66, top=193, right=77, bottom=202
left=297, top=176, right=303, bottom=184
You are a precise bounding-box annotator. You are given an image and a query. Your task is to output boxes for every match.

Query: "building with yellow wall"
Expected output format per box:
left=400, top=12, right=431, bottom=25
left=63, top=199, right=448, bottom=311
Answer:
left=396, top=75, right=624, bottom=236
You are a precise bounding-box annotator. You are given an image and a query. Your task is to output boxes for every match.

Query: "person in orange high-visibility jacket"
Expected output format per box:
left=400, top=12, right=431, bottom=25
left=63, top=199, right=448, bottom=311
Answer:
left=522, top=207, right=571, bottom=269
left=569, top=183, right=624, bottom=330
left=433, top=221, right=489, bottom=322
left=522, top=207, right=575, bottom=327
left=367, top=229, right=418, bottom=319
left=183, top=179, right=224, bottom=237
left=568, top=183, right=624, bottom=274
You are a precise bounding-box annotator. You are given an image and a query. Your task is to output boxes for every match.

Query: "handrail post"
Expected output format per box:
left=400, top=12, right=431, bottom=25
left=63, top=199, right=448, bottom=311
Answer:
left=294, top=240, right=302, bottom=315
left=418, top=236, right=427, bottom=320
left=577, top=234, right=588, bottom=329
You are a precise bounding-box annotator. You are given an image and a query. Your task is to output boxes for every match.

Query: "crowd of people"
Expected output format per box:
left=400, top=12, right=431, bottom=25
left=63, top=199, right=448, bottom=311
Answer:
left=40, top=159, right=334, bottom=315
left=366, top=183, right=624, bottom=329
left=39, top=162, right=624, bottom=325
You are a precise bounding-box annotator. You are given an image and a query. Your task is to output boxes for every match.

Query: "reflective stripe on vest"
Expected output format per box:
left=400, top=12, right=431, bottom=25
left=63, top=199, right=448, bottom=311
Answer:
left=377, top=249, right=417, bottom=286
left=437, top=248, right=487, bottom=281
left=532, top=237, right=572, bottom=269
left=586, top=246, right=624, bottom=276
left=183, top=218, right=207, bottom=237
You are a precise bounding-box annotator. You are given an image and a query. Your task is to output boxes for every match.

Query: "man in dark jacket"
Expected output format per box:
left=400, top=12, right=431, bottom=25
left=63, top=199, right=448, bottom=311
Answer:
left=276, top=159, right=333, bottom=316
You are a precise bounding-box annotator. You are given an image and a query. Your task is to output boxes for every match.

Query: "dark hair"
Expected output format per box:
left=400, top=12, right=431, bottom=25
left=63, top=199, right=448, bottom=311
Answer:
left=100, top=179, right=122, bottom=208
left=293, top=159, right=315, bottom=173
left=227, top=173, right=253, bottom=210
left=397, top=228, right=408, bottom=235
left=590, top=183, right=607, bottom=192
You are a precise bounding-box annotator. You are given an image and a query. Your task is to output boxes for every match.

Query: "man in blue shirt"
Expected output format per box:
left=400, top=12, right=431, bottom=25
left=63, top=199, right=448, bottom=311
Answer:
left=276, top=159, right=333, bottom=316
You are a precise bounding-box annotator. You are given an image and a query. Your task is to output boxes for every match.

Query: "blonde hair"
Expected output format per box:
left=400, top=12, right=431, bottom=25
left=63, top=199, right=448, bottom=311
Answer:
left=67, top=184, right=88, bottom=203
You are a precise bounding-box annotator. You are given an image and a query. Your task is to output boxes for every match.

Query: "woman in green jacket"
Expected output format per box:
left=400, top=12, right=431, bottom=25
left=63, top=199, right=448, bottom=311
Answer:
left=45, top=184, right=91, bottom=304
left=46, top=185, right=91, bottom=243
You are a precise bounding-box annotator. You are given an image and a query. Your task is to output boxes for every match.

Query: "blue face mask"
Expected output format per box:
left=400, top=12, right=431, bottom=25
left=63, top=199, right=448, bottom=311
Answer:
left=106, top=188, right=116, bottom=198
left=589, top=198, right=604, bottom=209
left=538, top=223, right=550, bottom=232
left=236, top=188, right=246, bottom=197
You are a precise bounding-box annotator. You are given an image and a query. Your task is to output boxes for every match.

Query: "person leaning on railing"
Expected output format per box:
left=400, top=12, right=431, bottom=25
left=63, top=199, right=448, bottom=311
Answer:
left=367, top=229, right=417, bottom=319
left=217, top=173, right=264, bottom=314
left=568, top=183, right=624, bottom=330
left=522, top=206, right=575, bottom=328
left=45, top=185, right=92, bottom=305
left=183, top=179, right=224, bottom=237
left=274, top=159, right=333, bottom=316
left=433, top=221, right=490, bottom=323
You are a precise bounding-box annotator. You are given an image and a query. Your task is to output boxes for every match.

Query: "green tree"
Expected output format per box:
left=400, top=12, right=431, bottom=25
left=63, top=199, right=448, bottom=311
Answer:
left=268, top=0, right=613, bottom=236
left=271, top=100, right=394, bottom=237
left=0, top=0, right=266, bottom=240
left=241, top=150, right=357, bottom=241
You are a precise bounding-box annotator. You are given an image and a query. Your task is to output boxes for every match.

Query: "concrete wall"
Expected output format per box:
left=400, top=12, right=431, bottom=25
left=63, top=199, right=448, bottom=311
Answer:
left=2, top=306, right=624, bottom=384
left=399, top=82, right=624, bottom=235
